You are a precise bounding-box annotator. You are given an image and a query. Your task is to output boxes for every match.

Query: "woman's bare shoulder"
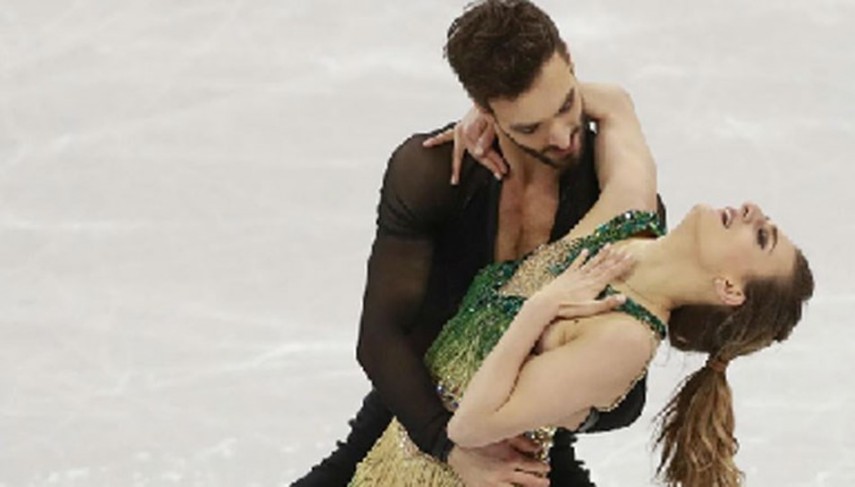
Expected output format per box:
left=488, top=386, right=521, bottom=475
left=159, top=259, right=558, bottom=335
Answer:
left=560, top=312, right=659, bottom=355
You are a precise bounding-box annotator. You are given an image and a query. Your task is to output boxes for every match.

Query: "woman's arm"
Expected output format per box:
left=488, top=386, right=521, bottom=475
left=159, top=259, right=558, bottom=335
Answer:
left=557, top=83, right=658, bottom=240
left=427, top=84, right=659, bottom=241
left=447, top=247, right=654, bottom=448
left=448, top=308, right=656, bottom=448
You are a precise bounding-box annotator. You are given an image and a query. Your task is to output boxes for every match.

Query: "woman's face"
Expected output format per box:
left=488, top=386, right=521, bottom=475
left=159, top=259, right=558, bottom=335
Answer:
left=684, top=202, right=797, bottom=304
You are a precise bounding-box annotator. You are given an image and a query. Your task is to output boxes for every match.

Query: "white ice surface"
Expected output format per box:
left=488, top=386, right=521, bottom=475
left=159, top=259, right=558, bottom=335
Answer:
left=0, top=0, right=853, bottom=485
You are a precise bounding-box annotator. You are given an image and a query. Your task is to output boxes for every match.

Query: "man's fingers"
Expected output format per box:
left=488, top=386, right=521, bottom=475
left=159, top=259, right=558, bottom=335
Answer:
left=507, top=435, right=540, bottom=454
left=422, top=128, right=455, bottom=147
left=510, top=450, right=550, bottom=475
left=506, top=469, right=550, bottom=487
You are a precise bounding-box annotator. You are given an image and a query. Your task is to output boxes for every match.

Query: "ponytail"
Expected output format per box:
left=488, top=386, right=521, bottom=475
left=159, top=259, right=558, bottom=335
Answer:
left=654, top=244, right=813, bottom=486
left=655, top=355, right=740, bottom=486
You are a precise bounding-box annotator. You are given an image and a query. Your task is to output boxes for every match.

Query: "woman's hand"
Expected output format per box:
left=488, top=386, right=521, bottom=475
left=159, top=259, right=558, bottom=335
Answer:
left=422, top=106, right=508, bottom=185
left=529, top=245, right=634, bottom=322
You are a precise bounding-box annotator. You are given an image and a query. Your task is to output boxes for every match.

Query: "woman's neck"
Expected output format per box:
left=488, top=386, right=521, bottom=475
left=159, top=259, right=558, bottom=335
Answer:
left=611, top=236, right=714, bottom=320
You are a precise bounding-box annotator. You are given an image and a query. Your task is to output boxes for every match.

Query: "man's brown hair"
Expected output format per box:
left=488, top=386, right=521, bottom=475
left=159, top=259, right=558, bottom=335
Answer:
left=444, top=0, right=571, bottom=111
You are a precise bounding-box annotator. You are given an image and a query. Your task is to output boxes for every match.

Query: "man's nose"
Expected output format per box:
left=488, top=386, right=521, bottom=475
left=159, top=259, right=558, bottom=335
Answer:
left=548, top=122, right=573, bottom=150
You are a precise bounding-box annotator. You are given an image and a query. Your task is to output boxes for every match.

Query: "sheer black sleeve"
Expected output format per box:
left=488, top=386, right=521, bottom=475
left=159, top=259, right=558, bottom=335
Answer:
left=355, top=132, right=458, bottom=460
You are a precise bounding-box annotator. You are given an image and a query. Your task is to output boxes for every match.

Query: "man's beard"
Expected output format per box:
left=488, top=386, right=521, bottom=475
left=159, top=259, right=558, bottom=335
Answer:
left=498, top=115, right=589, bottom=171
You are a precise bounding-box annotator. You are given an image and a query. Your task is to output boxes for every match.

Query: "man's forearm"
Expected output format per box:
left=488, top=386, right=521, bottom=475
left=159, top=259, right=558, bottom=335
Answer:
left=357, top=330, right=456, bottom=459
left=355, top=233, right=457, bottom=461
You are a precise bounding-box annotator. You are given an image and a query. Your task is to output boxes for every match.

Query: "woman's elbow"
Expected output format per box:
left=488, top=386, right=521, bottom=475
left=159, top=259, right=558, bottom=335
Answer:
left=447, top=415, right=487, bottom=449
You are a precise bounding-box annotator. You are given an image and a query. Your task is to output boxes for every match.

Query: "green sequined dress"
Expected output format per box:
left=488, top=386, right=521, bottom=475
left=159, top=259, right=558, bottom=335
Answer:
left=349, top=211, right=667, bottom=487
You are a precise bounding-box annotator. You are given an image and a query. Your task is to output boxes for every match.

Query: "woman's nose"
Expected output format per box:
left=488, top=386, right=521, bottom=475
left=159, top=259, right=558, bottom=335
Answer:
left=740, top=202, right=765, bottom=222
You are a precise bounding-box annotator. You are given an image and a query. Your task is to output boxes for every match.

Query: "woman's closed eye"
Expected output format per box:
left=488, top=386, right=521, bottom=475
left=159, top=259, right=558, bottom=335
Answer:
left=757, top=227, right=769, bottom=249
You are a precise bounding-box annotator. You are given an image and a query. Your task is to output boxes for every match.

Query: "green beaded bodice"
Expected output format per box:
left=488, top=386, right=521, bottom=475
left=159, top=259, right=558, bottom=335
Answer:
left=425, top=210, right=667, bottom=415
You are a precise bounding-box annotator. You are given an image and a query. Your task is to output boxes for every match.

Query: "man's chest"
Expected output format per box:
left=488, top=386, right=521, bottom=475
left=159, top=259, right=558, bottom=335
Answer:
left=494, top=183, right=560, bottom=262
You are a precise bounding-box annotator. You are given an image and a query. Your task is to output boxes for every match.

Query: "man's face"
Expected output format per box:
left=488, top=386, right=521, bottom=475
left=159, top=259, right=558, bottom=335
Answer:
left=488, top=52, right=585, bottom=170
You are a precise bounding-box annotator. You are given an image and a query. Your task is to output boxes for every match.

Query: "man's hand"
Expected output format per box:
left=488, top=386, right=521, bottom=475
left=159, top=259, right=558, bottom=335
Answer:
left=422, top=106, right=508, bottom=185
left=447, top=435, right=550, bottom=487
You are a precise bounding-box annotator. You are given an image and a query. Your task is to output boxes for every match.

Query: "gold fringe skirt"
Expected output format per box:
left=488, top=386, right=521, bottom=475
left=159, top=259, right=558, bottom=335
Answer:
left=349, top=418, right=463, bottom=486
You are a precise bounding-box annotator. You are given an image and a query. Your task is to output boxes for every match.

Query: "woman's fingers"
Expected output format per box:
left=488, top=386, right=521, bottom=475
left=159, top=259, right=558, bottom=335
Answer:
left=473, top=122, right=494, bottom=156
left=422, top=127, right=454, bottom=148
left=580, top=244, right=611, bottom=272
left=556, top=295, right=626, bottom=319
left=567, top=248, right=590, bottom=271
left=561, top=245, right=611, bottom=281
left=486, top=150, right=509, bottom=179
left=607, top=252, right=635, bottom=280
left=450, top=124, right=466, bottom=185
left=423, top=107, right=511, bottom=184
left=461, top=107, right=487, bottom=149
left=471, top=122, right=507, bottom=180
left=580, top=245, right=634, bottom=281
left=422, top=126, right=467, bottom=185
left=599, top=251, right=634, bottom=283
left=582, top=244, right=623, bottom=270
left=467, top=117, right=507, bottom=180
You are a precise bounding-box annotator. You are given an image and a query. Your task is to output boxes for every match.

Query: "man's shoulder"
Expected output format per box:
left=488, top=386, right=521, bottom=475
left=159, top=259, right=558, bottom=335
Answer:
left=385, top=125, right=491, bottom=191
left=376, top=125, right=491, bottom=235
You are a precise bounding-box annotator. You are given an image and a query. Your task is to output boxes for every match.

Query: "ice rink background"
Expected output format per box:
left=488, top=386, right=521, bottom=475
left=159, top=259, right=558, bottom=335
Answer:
left=1, top=0, right=853, bottom=485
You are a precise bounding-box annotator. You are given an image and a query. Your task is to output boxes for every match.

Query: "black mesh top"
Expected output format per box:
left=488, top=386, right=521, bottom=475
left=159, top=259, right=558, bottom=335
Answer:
left=355, top=123, right=666, bottom=460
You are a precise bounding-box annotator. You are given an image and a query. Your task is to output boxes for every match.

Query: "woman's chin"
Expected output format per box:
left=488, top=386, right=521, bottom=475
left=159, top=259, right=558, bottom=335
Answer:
left=672, top=204, right=706, bottom=231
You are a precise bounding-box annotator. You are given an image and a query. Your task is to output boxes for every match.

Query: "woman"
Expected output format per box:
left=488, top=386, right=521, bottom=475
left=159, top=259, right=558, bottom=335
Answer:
left=349, top=85, right=814, bottom=487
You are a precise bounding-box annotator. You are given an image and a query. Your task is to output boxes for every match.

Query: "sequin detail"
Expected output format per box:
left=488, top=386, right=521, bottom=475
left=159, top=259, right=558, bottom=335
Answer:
left=349, top=210, right=666, bottom=486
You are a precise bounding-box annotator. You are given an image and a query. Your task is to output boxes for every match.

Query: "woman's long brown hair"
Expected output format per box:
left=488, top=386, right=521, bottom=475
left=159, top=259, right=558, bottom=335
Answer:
left=655, top=249, right=814, bottom=486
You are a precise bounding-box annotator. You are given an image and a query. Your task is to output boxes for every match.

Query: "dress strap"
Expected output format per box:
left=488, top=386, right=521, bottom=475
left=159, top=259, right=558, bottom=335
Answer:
left=601, top=286, right=667, bottom=339
left=547, top=210, right=665, bottom=276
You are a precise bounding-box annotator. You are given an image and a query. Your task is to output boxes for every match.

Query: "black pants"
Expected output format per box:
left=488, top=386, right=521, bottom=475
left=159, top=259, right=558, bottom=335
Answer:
left=292, top=389, right=595, bottom=486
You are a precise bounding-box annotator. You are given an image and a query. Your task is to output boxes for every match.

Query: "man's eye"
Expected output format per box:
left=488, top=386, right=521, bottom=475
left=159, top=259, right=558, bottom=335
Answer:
left=757, top=228, right=768, bottom=248
left=518, top=125, right=539, bottom=135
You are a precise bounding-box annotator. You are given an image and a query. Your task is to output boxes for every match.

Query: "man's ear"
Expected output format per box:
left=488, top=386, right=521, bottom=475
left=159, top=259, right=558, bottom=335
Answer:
left=473, top=101, right=493, bottom=117
left=714, top=277, right=746, bottom=307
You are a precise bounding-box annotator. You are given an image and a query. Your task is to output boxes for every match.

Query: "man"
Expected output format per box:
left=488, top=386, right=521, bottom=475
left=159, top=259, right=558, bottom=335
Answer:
left=293, top=1, right=664, bottom=485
